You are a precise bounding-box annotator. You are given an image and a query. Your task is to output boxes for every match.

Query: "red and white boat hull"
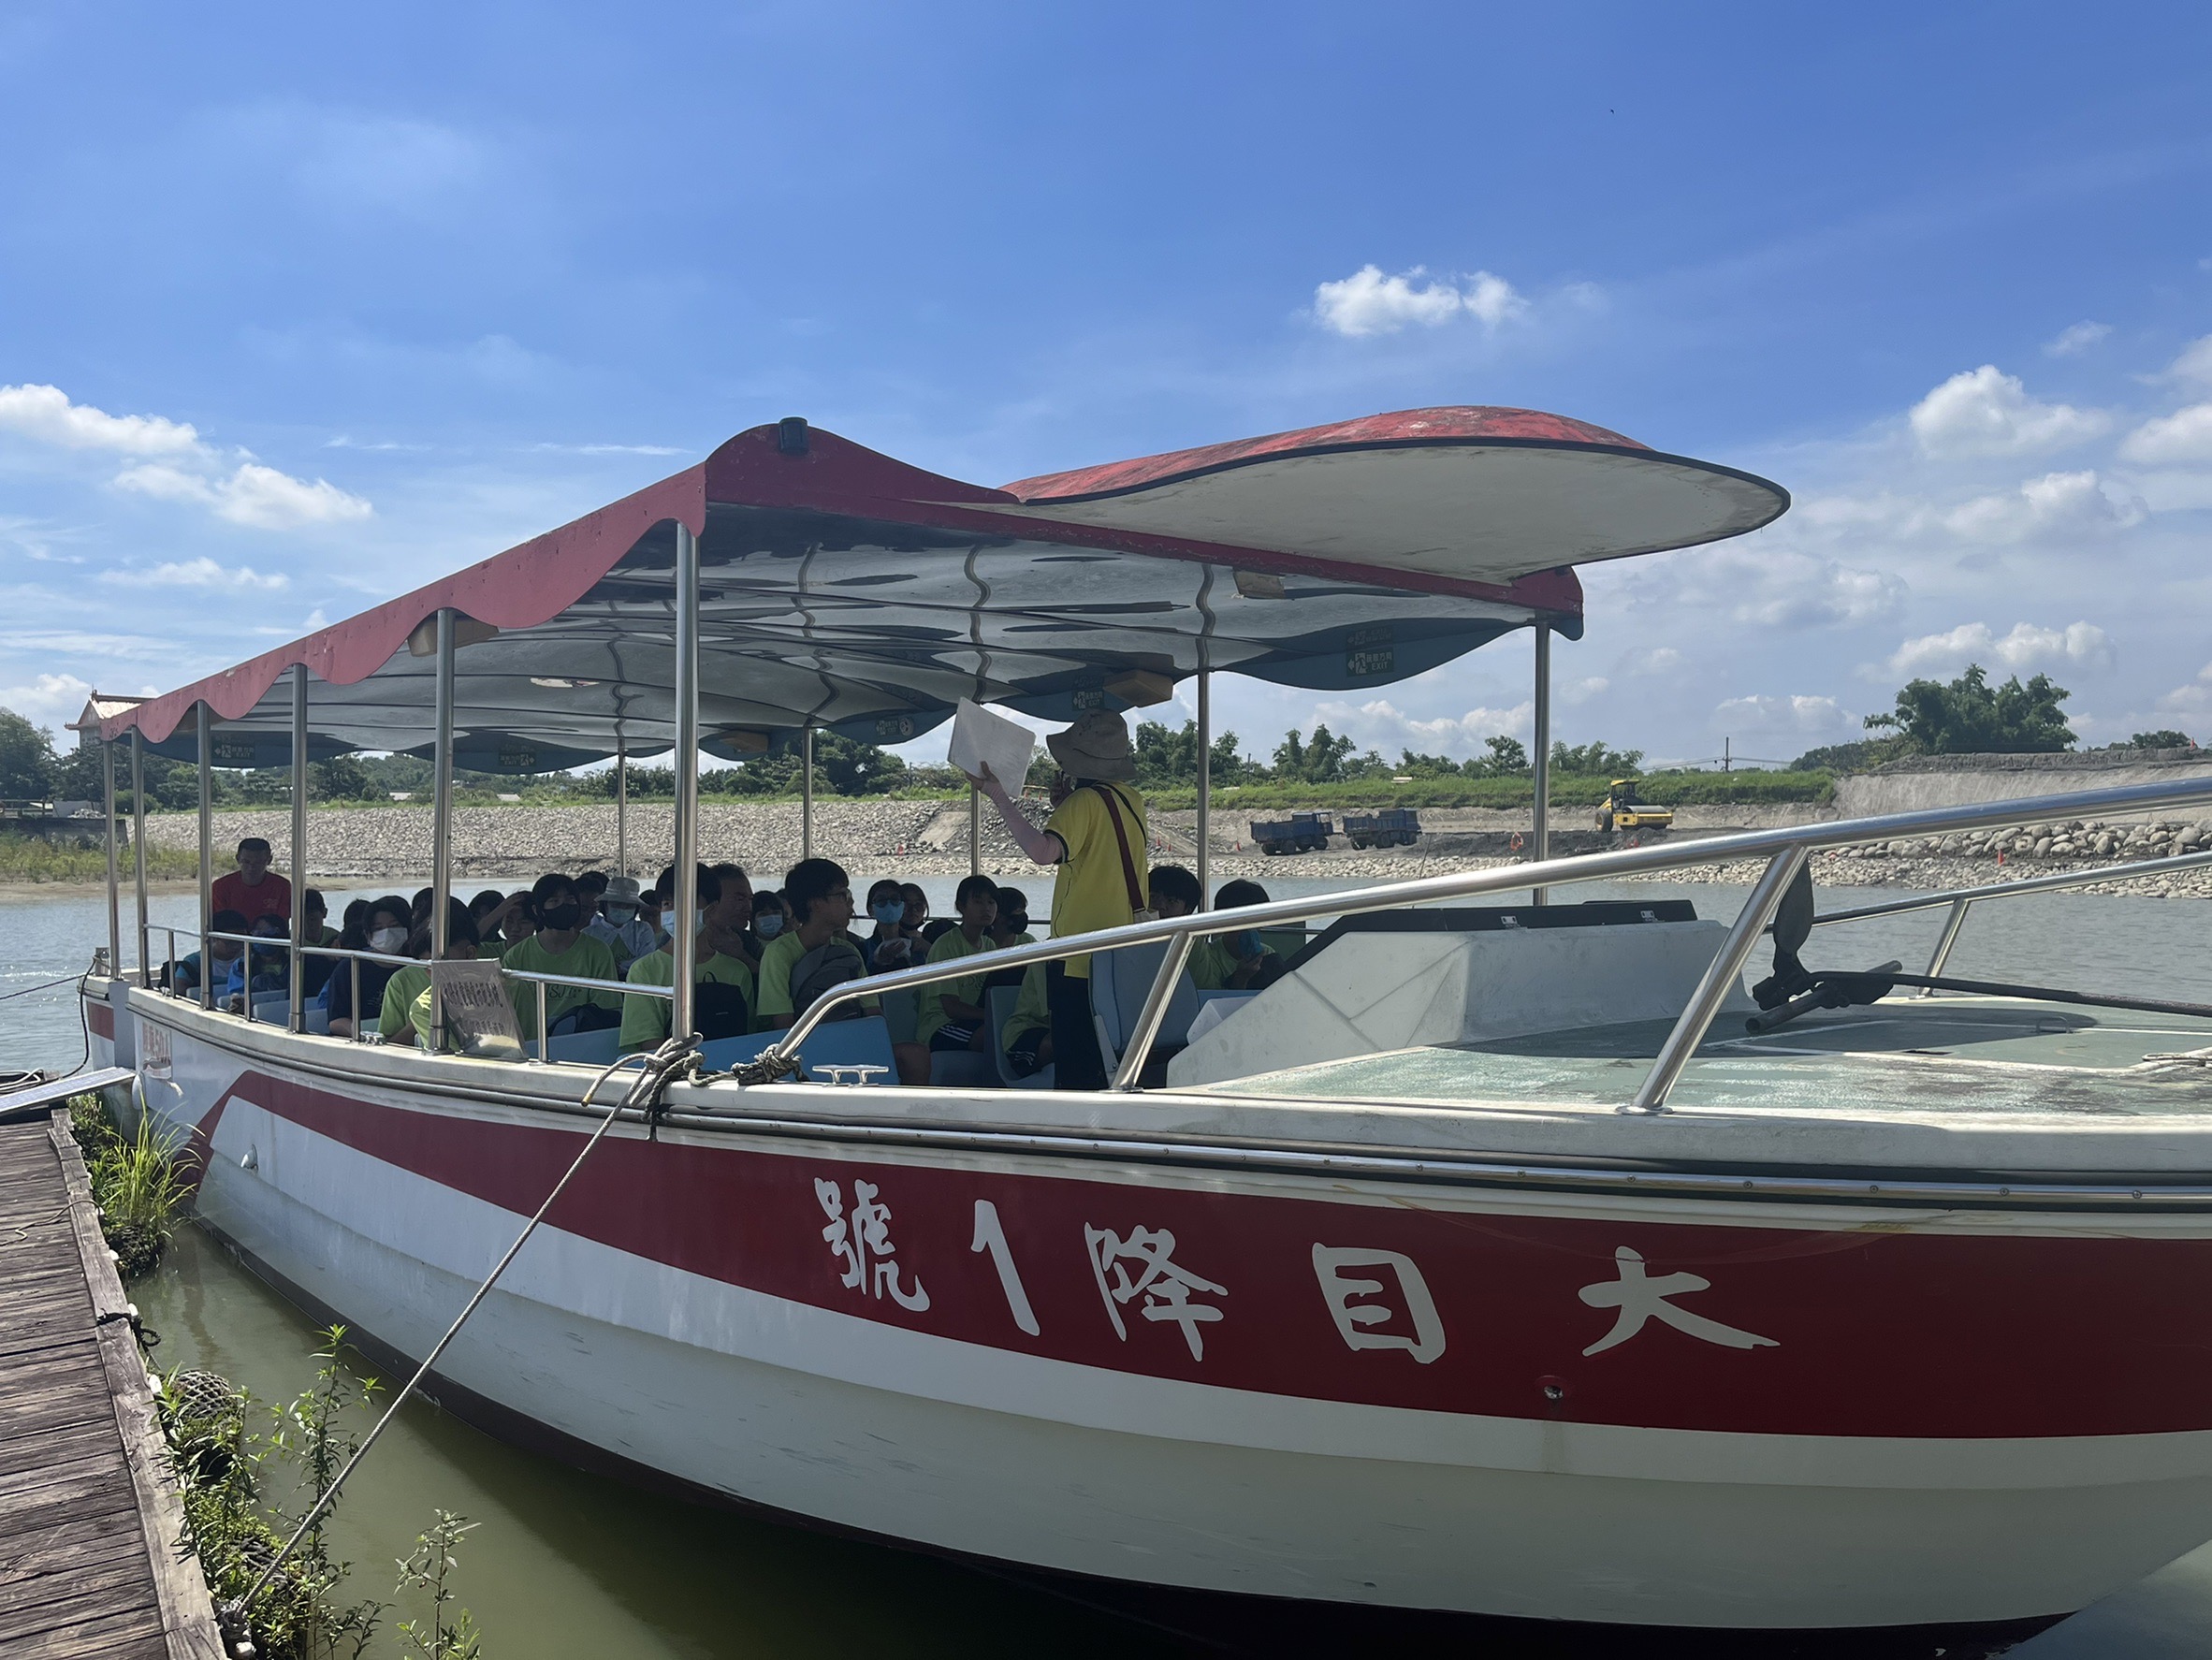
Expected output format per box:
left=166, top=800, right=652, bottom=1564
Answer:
left=108, top=986, right=2212, bottom=1633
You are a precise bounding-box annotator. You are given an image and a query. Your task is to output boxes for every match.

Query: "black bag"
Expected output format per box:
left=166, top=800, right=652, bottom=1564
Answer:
left=692, top=977, right=750, bottom=1041
left=789, top=940, right=867, bottom=1017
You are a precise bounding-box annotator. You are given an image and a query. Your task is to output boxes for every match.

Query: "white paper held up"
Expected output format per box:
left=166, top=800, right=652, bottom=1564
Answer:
left=949, top=699, right=1036, bottom=793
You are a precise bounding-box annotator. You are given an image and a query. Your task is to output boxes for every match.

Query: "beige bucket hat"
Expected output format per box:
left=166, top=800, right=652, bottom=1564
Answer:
left=1045, top=709, right=1136, bottom=781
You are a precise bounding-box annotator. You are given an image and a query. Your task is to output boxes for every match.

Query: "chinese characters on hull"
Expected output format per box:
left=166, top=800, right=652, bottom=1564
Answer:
left=816, top=1177, right=930, bottom=1312
left=1084, top=1224, right=1228, bottom=1361
left=1579, top=1245, right=1777, bottom=1356
left=1312, top=1245, right=1446, bottom=1363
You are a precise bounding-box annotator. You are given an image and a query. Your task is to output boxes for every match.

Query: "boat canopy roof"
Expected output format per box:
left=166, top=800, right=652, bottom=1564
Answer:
left=96, top=407, right=1785, bottom=770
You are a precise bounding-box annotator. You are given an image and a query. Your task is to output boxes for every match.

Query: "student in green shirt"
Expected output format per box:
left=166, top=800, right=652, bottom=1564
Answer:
left=502, top=872, right=620, bottom=1038
left=754, top=858, right=929, bottom=1085
left=621, top=864, right=756, bottom=1052
left=405, top=916, right=492, bottom=1049
left=1001, top=964, right=1052, bottom=1078
left=918, top=875, right=999, bottom=1054
left=1188, top=879, right=1281, bottom=992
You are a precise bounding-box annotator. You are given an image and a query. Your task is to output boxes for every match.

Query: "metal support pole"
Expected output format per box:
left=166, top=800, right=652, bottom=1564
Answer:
left=1923, top=896, right=1972, bottom=991
left=801, top=726, right=815, bottom=861
left=1195, top=665, right=1212, bottom=907
left=615, top=739, right=628, bottom=879
left=196, top=706, right=211, bottom=1010
left=1111, top=933, right=1196, bottom=1091
left=1531, top=622, right=1551, bottom=906
left=430, top=608, right=455, bottom=1038
left=672, top=523, right=702, bottom=1042
left=1627, top=844, right=1809, bottom=1115
left=130, top=731, right=148, bottom=987
left=102, top=740, right=120, bottom=978
left=289, top=664, right=309, bottom=1034
left=968, top=784, right=982, bottom=878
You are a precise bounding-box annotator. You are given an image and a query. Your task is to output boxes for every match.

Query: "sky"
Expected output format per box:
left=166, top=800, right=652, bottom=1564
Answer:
left=4, top=2, right=2211, bottom=772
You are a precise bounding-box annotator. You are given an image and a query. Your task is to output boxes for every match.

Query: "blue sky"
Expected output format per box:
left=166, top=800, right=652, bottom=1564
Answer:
left=5, top=2, right=2211, bottom=769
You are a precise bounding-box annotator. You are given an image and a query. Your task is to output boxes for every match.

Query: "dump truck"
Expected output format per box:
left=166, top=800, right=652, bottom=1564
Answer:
left=1594, top=779, right=1674, bottom=833
left=1340, top=808, right=1421, bottom=850
left=1248, top=812, right=1332, bottom=855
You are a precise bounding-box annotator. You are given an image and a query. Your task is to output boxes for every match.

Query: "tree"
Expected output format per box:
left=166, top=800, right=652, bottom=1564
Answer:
left=1131, top=721, right=1258, bottom=787
left=1273, top=724, right=1359, bottom=784
left=811, top=733, right=906, bottom=795
left=313, top=755, right=374, bottom=801
left=1550, top=739, right=1643, bottom=777
left=1470, top=735, right=1529, bottom=777
left=2126, top=730, right=2197, bottom=750
left=1396, top=750, right=1463, bottom=779
left=0, top=707, right=57, bottom=799
left=1864, top=663, right=2074, bottom=754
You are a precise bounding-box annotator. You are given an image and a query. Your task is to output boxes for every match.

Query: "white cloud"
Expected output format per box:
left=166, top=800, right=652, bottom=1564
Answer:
left=2158, top=664, right=2212, bottom=718
left=1706, top=548, right=1907, bottom=629
left=1311, top=264, right=1527, bottom=338
left=0, top=384, right=201, bottom=456
left=2043, top=321, right=2111, bottom=357
left=0, top=671, right=95, bottom=739
left=1564, top=676, right=1609, bottom=705
left=1908, top=365, right=2109, bottom=458
left=1884, top=620, right=2115, bottom=679
left=1712, top=693, right=1857, bottom=742
left=2118, top=403, right=2212, bottom=467
left=1942, top=469, right=2146, bottom=542
left=2158, top=334, right=2212, bottom=390
left=112, top=460, right=371, bottom=529
left=100, top=557, right=289, bottom=592
left=1303, top=696, right=1532, bottom=759
left=1620, top=647, right=1683, bottom=676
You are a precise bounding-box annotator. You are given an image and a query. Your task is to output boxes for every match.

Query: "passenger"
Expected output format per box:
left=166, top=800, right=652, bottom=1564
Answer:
left=1146, top=865, right=1201, bottom=920
left=172, top=909, right=248, bottom=999
left=921, top=917, right=957, bottom=946
left=898, top=882, right=930, bottom=946
left=588, top=875, right=659, bottom=971
left=405, top=915, right=489, bottom=1050
left=1000, top=966, right=1052, bottom=1080
left=411, top=887, right=435, bottom=927
left=981, top=882, right=1035, bottom=992
left=1190, top=880, right=1283, bottom=991
left=968, top=708, right=1148, bottom=1091
left=467, top=889, right=506, bottom=931
left=339, top=897, right=371, bottom=943
left=377, top=923, right=438, bottom=1042
left=917, top=875, right=999, bottom=1056
left=752, top=858, right=928, bottom=1085
left=744, top=890, right=790, bottom=963
left=575, top=870, right=610, bottom=933
left=228, top=915, right=291, bottom=1003
left=500, top=893, right=538, bottom=946
left=862, top=879, right=916, bottom=973
left=620, top=864, right=755, bottom=1052
left=327, top=896, right=410, bottom=1038
left=302, top=889, right=339, bottom=948
left=211, top=837, right=292, bottom=929
left=502, top=872, right=620, bottom=1037
left=704, top=864, right=755, bottom=965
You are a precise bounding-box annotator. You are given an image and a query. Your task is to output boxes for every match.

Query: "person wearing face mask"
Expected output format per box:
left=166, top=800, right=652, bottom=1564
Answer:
left=1188, top=879, right=1282, bottom=992
left=502, top=872, right=621, bottom=1036
left=620, top=864, right=755, bottom=1051
left=745, top=890, right=790, bottom=962
left=328, top=896, right=411, bottom=1038
left=862, top=879, right=916, bottom=974
left=586, top=874, right=659, bottom=971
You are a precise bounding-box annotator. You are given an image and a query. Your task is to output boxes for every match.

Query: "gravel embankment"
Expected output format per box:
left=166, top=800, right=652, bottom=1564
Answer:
left=137, top=804, right=2212, bottom=899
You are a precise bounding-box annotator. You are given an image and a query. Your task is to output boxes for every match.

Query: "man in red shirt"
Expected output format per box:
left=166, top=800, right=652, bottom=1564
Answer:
left=211, top=837, right=292, bottom=929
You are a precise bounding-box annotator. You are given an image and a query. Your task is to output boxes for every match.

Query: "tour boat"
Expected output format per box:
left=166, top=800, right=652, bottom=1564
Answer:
left=71, top=409, right=2212, bottom=1653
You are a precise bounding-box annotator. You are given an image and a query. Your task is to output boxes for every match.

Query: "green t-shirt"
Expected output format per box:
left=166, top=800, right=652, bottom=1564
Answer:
left=380, top=963, right=431, bottom=1041
left=752, top=929, right=875, bottom=1027
left=1002, top=964, right=1050, bottom=1050
left=916, top=927, right=993, bottom=1044
left=502, top=933, right=620, bottom=1036
left=1189, top=937, right=1276, bottom=992
left=620, top=948, right=756, bottom=1053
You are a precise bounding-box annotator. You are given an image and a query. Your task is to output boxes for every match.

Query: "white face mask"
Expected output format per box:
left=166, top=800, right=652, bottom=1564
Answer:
left=371, top=926, right=407, bottom=954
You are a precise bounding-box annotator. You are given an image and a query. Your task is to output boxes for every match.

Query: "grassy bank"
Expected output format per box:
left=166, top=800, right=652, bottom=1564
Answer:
left=0, top=831, right=198, bottom=883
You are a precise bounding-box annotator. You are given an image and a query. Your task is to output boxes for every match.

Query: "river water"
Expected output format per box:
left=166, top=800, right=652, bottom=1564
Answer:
left=6, top=872, right=2212, bottom=1654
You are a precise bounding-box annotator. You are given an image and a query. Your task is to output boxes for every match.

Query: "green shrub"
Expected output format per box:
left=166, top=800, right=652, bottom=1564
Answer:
left=68, top=1093, right=188, bottom=1277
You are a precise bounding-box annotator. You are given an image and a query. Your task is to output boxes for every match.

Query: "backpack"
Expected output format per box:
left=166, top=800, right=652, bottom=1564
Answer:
left=692, top=977, right=750, bottom=1041
left=789, top=940, right=867, bottom=1018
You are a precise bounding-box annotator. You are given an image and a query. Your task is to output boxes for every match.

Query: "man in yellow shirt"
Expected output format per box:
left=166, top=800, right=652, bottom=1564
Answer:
left=917, top=875, right=999, bottom=1055
left=620, top=864, right=756, bottom=1052
left=967, top=709, right=1147, bottom=1091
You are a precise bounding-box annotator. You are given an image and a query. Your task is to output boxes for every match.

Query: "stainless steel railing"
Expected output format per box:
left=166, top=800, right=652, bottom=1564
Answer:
left=776, top=771, right=2212, bottom=1111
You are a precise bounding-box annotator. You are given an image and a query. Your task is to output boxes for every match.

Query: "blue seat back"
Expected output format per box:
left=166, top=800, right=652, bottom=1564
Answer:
left=877, top=987, right=919, bottom=1046
left=547, top=1027, right=620, bottom=1067
left=1101, top=943, right=1201, bottom=1049
left=699, top=1016, right=898, bottom=1085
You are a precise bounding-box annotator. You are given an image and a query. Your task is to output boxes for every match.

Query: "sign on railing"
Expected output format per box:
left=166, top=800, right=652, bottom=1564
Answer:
left=429, top=960, right=526, bottom=1060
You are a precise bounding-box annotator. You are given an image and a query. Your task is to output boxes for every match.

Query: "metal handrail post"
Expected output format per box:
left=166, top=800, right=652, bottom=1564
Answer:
left=1531, top=622, right=1550, bottom=906
left=1195, top=662, right=1211, bottom=908
left=801, top=725, right=815, bottom=862
left=672, top=521, right=701, bottom=1043
left=197, top=704, right=212, bottom=1012
left=615, top=738, right=628, bottom=878
left=350, top=956, right=362, bottom=1042
left=1922, top=896, right=1972, bottom=993
left=1627, top=845, right=1809, bottom=1115
left=130, top=730, right=149, bottom=987
left=968, top=782, right=981, bottom=878
left=163, top=928, right=176, bottom=995
left=289, top=663, right=309, bottom=1034
left=102, top=739, right=120, bottom=979
left=1111, top=934, right=1196, bottom=1091
left=430, top=608, right=456, bottom=1038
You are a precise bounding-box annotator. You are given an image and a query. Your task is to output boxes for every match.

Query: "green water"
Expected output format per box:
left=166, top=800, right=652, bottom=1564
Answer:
left=133, top=1227, right=1138, bottom=1659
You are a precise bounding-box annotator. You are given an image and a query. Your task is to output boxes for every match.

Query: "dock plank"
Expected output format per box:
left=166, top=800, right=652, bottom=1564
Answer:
left=0, top=1111, right=221, bottom=1660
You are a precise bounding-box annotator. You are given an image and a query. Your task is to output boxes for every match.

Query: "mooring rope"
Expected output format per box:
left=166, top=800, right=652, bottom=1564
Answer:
left=217, top=1033, right=703, bottom=1657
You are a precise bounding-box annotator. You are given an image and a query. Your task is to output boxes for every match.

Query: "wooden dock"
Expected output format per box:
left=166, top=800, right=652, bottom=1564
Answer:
left=0, top=1107, right=223, bottom=1659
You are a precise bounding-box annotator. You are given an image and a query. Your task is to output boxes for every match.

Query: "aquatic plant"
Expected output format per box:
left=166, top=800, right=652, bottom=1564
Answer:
left=394, top=1511, right=482, bottom=1660
left=68, top=1090, right=190, bottom=1276
left=0, top=829, right=199, bottom=883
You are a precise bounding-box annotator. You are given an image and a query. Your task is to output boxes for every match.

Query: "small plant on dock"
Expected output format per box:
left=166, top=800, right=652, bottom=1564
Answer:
left=67, top=1091, right=190, bottom=1276
left=394, top=1510, right=482, bottom=1660
left=159, top=1329, right=385, bottom=1659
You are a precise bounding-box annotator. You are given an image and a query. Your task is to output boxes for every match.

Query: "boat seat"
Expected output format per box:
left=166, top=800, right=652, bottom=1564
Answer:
left=698, top=1016, right=899, bottom=1085
left=927, top=1050, right=996, bottom=1088
left=1091, top=943, right=1201, bottom=1075
left=986, top=985, right=1053, bottom=1089
left=547, top=1027, right=620, bottom=1066
left=304, top=1007, right=329, bottom=1036
left=878, top=988, right=920, bottom=1046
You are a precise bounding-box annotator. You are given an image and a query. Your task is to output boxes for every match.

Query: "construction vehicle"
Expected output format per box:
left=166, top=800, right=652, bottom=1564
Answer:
left=1594, top=779, right=1674, bottom=834
left=1340, top=808, right=1421, bottom=850
left=1249, top=811, right=1333, bottom=855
